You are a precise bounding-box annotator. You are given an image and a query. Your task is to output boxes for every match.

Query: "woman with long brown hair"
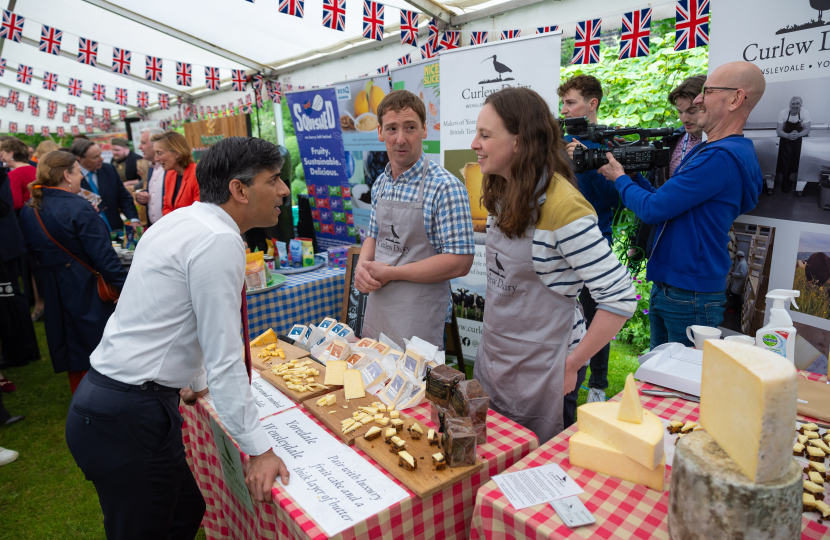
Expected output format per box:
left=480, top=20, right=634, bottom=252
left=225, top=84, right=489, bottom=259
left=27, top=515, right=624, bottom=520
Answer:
left=471, top=87, right=636, bottom=443
left=20, top=151, right=127, bottom=393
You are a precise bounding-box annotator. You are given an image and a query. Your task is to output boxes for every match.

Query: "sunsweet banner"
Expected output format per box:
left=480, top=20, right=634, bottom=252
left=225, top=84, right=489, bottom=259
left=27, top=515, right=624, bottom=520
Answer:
left=287, top=88, right=356, bottom=249
left=440, top=32, right=562, bottom=357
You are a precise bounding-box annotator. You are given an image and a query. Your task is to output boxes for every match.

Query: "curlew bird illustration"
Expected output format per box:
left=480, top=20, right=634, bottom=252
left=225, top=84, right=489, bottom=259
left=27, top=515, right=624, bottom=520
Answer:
left=481, top=55, right=512, bottom=80
left=494, top=252, right=505, bottom=273
left=390, top=224, right=400, bottom=239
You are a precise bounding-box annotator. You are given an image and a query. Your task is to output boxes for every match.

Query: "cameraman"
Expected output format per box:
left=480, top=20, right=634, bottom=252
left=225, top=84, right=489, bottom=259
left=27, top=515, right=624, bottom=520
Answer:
left=597, top=61, right=766, bottom=349
left=559, top=75, right=619, bottom=404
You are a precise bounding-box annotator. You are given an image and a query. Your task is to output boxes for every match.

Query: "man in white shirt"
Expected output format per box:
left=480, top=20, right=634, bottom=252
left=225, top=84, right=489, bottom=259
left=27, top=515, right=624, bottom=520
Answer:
left=65, top=137, right=291, bottom=540
left=134, top=127, right=166, bottom=226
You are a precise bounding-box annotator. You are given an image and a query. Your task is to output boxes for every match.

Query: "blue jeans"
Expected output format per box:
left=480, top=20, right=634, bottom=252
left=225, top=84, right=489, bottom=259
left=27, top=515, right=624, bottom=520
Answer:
left=648, top=282, right=726, bottom=349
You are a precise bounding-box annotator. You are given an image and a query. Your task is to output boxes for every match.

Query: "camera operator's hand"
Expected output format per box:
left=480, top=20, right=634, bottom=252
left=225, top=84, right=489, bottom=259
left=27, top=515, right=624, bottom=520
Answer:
left=565, top=140, right=586, bottom=160
left=598, top=152, right=626, bottom=182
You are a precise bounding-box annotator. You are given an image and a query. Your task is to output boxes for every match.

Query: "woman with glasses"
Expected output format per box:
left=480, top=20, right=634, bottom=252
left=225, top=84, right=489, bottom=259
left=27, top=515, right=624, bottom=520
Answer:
left=774, top=96, right=811, bottom=195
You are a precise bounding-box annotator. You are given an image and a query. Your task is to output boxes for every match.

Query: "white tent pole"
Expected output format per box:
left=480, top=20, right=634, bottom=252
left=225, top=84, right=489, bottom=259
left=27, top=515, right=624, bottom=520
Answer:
left=273, top=100, right=285, bottom=146
left=80, top=0, right=270, bottom=73
left=402, top=0, right=452, bottom=24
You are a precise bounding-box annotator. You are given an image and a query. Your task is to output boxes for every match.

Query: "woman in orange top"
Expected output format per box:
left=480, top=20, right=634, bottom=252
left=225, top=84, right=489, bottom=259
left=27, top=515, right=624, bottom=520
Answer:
left=152, top=131, right=199, bottom=216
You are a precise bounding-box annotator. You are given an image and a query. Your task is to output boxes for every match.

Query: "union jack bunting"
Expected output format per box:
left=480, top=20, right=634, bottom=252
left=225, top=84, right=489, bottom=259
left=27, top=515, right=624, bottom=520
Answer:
left=420, top=42, right=437, bottom=59
left=252, top=72, right=263, bottom=90
left=145, top=56, right=163, bottom=82
left=266, top=80, right=281, bottom=103
left=0, top=11, right=24, bottom=43
left=115, top=87, right=128, bottom=105
left=137, top=91, right=149, bottom=108
left=47, top=100, right=57, bottom=113
left=205, top=67, right=221, bottom=90
left=68, top=78, right=82, bottom=97
left=427, top=17, right=440, bottom=52
left=25, top=125, right=33, bottom=136
left=397, top=54, right=411, bottom=66
left=78, top=114, right=85, bottom=123
left=85, top=106, right=94, bottom=117
left=42, top=71, right=59, bottom=91
left=321, top=0, right=346, bottom=32
left=620, top=8, right=651, bottom=59
left=470, top=31, right=488, bottom=45
left=242, top=100, right=252, bottom=114
left=279, top=0, right=304, bottom=18
left=362, top=0, right=384, bottom=41
left=438, top=31, right=460, bottom=51
left=31, top=107, right=39, bottom=117
left=77, top=37, right=98, bottom=66
left=221, top=104, right=227, bottom=115
left=119, top=110, right=127, bottom=121
left=102, top=108, right=111, bottom=120
left=176, top=62, right=192, bottom=86
left=27, top=95, right=37, bottom=108
left=57, top=127, right=65, bottom=137
left=92, top=83, right=106, bottom=101
left=85, top=124, right=93, bottom=134
left=8, top=122, right=16, bottom=133
left=8, top=90, right=17, bottom=103
left=39, top=25, right=63, bottom=55
left=285, top=84, right=293, bottom=91
left=231, top=70, right=247, bottom=91
left=15, top=101, right=23, bottom=112
left=47, top=111, right=55, bottom=120
left=400, top=9, right=417, bottom=47
left=93, top=117, right=101, bottom=128
left=71, top=125, right=79, bottom=136
left=377, top=65, right=388, bottom=74
left=111, top=48, right=131, bottom=75
left=537, top=25, right=559, bottom=34
left=62, top=112, right=69, bottom=122
left=158, top=93, right=170, bottom=109
left=41, top=126, right=50, bottom=137
left=572, top=18, right=601, bottom=64
left=500, top=30, right=521, bottom=40
left=0, top=97, right=6, bottom=107
left=0, top=58, right=5, bottom=76
left=67, top=104, right=75, bottom=116
left=675, top=0, right=709, bottom=51
left=255, top=90, right=264, bottom=108
left=16, top=64, right=32, bottom=84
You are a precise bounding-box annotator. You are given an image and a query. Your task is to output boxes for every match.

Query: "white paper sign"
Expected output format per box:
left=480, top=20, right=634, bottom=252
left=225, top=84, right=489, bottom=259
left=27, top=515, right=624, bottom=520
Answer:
left=260, top=408, right=339, bottom=468
left=251, top=378, right=295, bottom=420
left=280, top=446, right=408, bottom=537
left=210, top=417, right=255, bottom=513
left=492, top=463, right=584, bottom=510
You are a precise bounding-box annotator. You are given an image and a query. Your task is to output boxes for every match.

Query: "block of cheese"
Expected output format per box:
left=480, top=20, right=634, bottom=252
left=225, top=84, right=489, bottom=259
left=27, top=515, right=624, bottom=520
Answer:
left=345, top=352, right=366, bottom=365
left=618, top=373, right=643, bottom=424
left=355, top=337, right=378, bottom=349
left=250, top=328, right=278, bottom=346
left=343, top=369, right=365, bottom=400
left=372, top=342, right=392, bottom=357
left=381, top=371, right=408, bottom=407
left=700, top=340, right=797, bottom=483
left=401, top=349, right=423, bottom=380
left=569, top=431, right=665, bottom=490
left=287, top=324, right=307, bottom=341
left=576, top=401, right=664, bottom=470
left=359, top=358, right=386, bottom=388
left=324, top=361, right=348, bottom=386
left=318, top=317, right=337, bottom=332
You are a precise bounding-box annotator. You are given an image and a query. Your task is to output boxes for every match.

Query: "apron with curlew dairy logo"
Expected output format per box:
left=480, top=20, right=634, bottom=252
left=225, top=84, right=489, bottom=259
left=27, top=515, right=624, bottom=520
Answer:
left=473, top=216, right=576, bottom=444
left=362, top=162, right=449, bottom=349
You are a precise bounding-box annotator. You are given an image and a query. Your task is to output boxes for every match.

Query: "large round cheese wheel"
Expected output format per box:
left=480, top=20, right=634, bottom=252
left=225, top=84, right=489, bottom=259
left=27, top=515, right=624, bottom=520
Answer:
left=668, top=431, right=802, bottom=540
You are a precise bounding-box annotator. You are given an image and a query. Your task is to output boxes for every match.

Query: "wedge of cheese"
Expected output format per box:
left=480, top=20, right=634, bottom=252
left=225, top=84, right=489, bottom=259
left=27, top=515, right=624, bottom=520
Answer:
left=569, top=431, right=665, bottom=491
left=343, top=369, right=365, bottom=400
left=324, top=361, right=348, bottom=386
left=355, top=337, right=378, bottom=349
left=577, top=401, right=664, bottom=470
left=617, top=373, right=643, bottom=424
left=250, top=328, right=278, bottom=346
left=700, top=340, right=797, bottom=483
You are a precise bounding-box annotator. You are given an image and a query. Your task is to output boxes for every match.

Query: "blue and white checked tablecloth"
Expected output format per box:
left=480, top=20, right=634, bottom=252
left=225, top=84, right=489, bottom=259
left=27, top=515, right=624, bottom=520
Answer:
left=245, top=267, right=346, bottom=338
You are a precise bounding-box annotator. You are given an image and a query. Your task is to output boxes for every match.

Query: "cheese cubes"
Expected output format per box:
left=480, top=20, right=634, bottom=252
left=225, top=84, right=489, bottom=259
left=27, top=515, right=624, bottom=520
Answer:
left=700, top=340, right=797, bottom=483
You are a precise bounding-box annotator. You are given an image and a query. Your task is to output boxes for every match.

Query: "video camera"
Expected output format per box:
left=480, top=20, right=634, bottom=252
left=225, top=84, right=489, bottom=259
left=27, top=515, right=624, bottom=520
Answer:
left=560, top=117, right=674, bottom=174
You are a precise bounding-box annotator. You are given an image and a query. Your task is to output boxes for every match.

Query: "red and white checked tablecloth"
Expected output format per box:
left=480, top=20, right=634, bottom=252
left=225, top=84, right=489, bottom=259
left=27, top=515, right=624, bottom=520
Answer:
left=471, top=372, right=830, bottom=540
left=183, top=394, right=539, bottom=539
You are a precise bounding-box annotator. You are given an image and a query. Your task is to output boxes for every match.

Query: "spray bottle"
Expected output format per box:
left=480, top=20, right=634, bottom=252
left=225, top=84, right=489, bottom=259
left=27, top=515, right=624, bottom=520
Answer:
left=755, top=289, right=800, bottom=363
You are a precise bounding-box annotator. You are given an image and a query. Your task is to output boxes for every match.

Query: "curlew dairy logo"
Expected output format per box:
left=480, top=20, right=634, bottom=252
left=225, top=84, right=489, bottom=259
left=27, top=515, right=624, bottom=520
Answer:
left=292, top=94, right=337, bottom=132
left=486, top=251, right=517, bottom=296
left=460, top=54, right=530, bottom=101
left=377, top=223, right=410, bottom=256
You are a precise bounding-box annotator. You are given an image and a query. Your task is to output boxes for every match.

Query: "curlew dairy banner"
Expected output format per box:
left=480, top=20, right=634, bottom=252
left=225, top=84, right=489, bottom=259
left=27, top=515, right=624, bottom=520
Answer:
left=440, top=32, right=562, bottom=358
left=709, top=0, right=830, bottom=375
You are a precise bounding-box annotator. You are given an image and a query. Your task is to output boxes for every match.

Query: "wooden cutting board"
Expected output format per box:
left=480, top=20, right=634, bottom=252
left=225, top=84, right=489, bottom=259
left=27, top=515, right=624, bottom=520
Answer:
left=302, top=388, right=386, bottom=445
left=258, top=359, right=339, bottom=404
left=354, top=415, right=483, bottom=499
left=251, top=340, right=310, bottom=372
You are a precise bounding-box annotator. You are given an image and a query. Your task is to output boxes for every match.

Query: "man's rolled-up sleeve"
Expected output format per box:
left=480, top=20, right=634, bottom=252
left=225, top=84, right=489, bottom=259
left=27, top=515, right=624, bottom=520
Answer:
left=188, top=233, right=272, bottom=456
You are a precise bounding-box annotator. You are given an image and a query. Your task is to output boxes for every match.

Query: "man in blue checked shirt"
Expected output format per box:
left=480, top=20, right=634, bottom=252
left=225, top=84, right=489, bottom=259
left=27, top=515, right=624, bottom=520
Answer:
left=356, top=90, right=475, bottom=350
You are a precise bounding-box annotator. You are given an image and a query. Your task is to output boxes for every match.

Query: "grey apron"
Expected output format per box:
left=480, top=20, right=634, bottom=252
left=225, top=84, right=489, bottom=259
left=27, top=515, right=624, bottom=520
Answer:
left=363, top=163, right=448, bottom=348
left=473, top=217, right=576, bottom=444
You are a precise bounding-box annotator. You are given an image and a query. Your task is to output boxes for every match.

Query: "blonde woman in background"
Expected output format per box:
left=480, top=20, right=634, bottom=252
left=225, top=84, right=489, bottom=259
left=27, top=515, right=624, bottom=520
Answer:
left=32, top=140, right=59, bottom=163
left=152, top=131, right=200, bottom=215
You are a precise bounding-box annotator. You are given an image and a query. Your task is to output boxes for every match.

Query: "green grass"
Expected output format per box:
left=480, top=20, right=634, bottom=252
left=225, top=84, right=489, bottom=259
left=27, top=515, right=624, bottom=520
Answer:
left=793, top=266, right=830, bottom=320
left=2, top=324, right=640, bottom=539
left=0, top=320, right=207, bottom=539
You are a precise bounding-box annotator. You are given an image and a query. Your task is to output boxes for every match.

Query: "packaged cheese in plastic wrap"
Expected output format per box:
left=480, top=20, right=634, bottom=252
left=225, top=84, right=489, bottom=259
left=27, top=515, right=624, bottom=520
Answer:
left=425, top=364, right=465, bottom=408
left=450, top=380, right=489, bottom=444
left=380, top=370, right=411, bottom=409
left=442, top=416, right=477, bottom=468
